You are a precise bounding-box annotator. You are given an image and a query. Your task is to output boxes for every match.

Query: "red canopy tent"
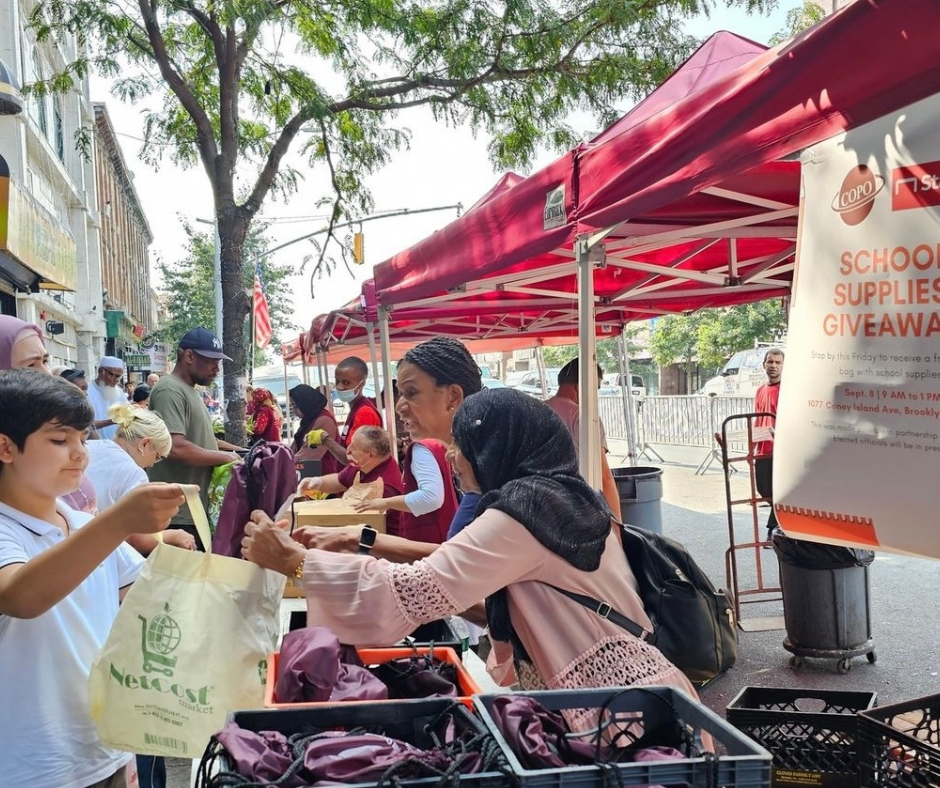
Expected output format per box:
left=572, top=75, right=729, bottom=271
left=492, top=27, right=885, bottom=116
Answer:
left=364, top=0, right=940, bottom=482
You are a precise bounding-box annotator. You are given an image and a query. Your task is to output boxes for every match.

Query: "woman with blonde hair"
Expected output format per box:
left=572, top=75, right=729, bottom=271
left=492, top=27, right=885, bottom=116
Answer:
left=85, top=402, right=196, bottom=554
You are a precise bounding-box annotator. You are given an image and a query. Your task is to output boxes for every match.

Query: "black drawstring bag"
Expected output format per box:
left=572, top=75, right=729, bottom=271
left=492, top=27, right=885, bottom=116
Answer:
left=368, top=648, right=460, bottom=700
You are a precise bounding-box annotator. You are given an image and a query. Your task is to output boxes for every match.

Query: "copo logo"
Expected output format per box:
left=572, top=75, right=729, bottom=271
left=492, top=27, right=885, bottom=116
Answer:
left=831, top=165, right=884, bottom=226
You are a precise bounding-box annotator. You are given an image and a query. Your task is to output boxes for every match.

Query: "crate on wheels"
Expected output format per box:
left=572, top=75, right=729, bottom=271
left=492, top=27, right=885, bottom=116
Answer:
left=476, top=687, right=772, bottom=788
left=727, top=687, right=877, bottom=788
left=858, top=692, right=940, bottom=787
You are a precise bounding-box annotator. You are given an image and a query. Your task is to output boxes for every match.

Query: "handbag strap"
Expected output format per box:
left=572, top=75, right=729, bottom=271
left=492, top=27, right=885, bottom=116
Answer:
left=545, top=584, right=652, bottom=643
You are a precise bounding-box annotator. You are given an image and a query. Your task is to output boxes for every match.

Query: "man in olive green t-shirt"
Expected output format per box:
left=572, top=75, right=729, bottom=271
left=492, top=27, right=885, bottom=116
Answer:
left=148, top=327, right=240, bottom=549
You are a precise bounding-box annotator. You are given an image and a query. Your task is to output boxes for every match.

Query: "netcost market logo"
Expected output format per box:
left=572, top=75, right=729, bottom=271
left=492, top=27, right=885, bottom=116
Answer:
left=107, top=603, right=213, bottom=712
left=831, top=164, right=885, bottom=226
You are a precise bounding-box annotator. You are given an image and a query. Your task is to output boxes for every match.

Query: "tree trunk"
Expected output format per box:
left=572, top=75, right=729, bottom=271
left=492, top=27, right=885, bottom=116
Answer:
left=219, top=213, right=251, bottom=445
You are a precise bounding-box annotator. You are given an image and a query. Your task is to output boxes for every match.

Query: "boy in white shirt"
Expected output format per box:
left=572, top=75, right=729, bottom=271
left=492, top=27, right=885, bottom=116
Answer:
left=0, top=370, right=185, bottom=788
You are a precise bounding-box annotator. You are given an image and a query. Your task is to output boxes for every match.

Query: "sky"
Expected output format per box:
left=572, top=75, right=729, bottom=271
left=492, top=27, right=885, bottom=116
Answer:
left=89, top=2, right=794, bottom=344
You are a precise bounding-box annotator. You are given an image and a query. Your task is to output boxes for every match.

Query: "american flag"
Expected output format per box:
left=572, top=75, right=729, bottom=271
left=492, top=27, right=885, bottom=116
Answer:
left=253, top=262, right=272, bottom=349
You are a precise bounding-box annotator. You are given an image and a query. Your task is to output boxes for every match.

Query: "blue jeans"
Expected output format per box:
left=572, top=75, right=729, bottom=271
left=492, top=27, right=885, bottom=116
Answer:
left=136, top=755, right=166, bottom=788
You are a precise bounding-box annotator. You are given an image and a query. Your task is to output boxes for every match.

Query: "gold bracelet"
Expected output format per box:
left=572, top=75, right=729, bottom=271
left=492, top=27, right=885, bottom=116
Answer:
left=293, top=553, right=305, bottom=579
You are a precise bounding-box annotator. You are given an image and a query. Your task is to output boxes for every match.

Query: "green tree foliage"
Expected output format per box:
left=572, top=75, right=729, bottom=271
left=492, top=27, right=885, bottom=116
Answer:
left=769, top=1, right=825, bottom=45
left=29, top=0, right=770, bottom=438
left=649, top=300, right=788, bottom=370
left=153, top=223, right=298, bottom=368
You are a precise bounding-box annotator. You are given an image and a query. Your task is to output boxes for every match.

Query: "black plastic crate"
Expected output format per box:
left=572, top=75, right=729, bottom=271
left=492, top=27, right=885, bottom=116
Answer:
left=858, top=693, right=940, bottom=787
left=476, top=687, right=771, bottom=788
left=727, top=687, right=878, bottom=788
left=197, top=698, right=510, bottom=788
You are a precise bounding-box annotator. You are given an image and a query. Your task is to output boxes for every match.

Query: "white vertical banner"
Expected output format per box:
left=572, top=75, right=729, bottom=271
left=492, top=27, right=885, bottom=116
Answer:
left=775, top=91, right=940, bottom=559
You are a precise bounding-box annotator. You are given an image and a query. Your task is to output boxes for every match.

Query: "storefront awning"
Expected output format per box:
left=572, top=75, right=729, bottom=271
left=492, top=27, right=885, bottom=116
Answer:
left=0, top=59, right=23, bottom=116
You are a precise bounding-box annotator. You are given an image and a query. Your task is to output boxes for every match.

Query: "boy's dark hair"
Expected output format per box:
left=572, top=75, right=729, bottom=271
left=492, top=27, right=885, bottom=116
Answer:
left=558, top=357, right=604, bottom=387
left=132, top=383, right=151, bottom=403
left=337, top=356, right=369, bottom=381
left=0, top=370, right=93, bottom=451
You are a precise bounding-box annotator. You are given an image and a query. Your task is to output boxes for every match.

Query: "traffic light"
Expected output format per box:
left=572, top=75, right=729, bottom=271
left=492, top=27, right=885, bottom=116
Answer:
left=353, top=232, right=365, bottom=265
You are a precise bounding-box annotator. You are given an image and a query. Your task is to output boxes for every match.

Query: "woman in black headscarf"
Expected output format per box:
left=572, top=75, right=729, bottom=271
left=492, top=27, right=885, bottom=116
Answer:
left=290, top=384, right=339, bottom=475
left=244, top=388, right=699, bottom=725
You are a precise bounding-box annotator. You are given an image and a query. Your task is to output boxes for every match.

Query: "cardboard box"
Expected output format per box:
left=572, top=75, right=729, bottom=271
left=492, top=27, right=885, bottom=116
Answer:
left=292, top=499, right=386, bottom=531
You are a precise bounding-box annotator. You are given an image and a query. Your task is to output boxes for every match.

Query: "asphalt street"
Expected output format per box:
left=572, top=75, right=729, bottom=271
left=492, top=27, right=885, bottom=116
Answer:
left=167, top=442, right=940, bottom=786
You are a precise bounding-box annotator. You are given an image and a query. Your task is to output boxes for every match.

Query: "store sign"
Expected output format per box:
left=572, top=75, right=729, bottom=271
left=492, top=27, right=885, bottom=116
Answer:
left=148, top=342, right=168, bottom=373
left=123, top=352, right=151, bottom=369
left=0, top=180, right=77, bottom=291
left=775, top=91, right=940, bottom=560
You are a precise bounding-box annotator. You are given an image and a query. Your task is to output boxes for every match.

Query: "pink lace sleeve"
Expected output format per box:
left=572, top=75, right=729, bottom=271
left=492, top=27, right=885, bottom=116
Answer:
left=302, top=510, right=548, bottom=645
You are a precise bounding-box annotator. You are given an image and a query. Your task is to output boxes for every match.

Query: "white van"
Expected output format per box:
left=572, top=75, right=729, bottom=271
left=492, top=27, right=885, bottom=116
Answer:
left=697, top=345, right=784, bottom=397
left=600, top=373, right=647, bottom=399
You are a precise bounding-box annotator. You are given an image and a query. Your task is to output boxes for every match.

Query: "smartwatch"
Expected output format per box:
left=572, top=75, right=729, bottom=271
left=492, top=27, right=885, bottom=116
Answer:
left=357, top=526, right=378, bottom=555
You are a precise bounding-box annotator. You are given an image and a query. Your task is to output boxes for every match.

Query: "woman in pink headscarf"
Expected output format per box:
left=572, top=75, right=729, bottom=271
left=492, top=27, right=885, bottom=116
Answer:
left=0, top=316, right=49, bottom=372
left=0, top=316, right=96, bottom=513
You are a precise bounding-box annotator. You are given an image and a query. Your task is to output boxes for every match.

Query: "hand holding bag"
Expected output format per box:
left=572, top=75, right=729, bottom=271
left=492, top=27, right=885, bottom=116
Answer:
left=88, top=485, right=285, bottom=758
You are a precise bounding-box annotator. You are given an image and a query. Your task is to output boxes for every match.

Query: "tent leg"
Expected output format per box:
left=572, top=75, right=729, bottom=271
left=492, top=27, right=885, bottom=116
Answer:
left=282, top=357, right=293, bottom=443
left=577, top=236, right=601, bottom=488
left=378, top=307, right=399, bottom=463
left=616, top=332, right=638, bottom=466
left=366, top=322, right=382, bottom=409
left=535, top=346, right=548, bottom=398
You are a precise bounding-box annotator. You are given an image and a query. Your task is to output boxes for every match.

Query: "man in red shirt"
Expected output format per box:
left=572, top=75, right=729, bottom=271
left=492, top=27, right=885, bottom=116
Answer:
left=320, top=356, right=383, bottom=467
left=754, top=349, right=784, bottom=545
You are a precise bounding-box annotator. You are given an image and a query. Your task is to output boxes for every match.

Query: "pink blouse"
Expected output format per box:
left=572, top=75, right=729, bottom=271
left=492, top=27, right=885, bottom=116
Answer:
left=302, top=508, right=699, bottom=730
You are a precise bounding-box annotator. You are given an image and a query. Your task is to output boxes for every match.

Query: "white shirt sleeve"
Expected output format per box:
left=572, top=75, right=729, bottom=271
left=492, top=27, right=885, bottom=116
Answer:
left=114, top=542, right=144, bottom=588
left=403, top=443, right=446, bottom=516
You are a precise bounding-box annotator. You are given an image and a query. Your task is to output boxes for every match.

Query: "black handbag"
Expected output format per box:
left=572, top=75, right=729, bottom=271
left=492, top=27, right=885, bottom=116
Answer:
left=547, top=521, right=737, bottom=684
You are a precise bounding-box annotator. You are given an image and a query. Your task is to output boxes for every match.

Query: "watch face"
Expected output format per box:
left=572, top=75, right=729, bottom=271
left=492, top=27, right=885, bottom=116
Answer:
left=361, top=527, right=377, bottom=546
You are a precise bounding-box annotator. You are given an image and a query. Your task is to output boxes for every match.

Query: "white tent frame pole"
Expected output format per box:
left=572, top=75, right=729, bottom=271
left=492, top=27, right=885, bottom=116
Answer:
left=282, top=357, right=294, bottom=442
left=576, top=236, right=601, bottom=488
left=366, top=322, right=382, bottom=412
left=378, top=307, right=399, bottom=462
left=535, top=347, right=548, bottom=399
left=616, top=331, right=638, bottom=466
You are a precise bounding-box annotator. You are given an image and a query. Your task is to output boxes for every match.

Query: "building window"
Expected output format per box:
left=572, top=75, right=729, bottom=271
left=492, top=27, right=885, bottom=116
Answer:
left=31, top=52, right=48, bottom=138
left=54, top=98, right=65, bottom=162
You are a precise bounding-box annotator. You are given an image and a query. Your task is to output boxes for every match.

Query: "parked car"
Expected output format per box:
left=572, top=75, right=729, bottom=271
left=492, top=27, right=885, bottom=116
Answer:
left=600, top=372, right=647, bottom=399
left=696, top=345, right=785, bottom=397
left=513, top=368, right=561, bottom=400
left=504, top=370, right=529, bottom=388
left=481, top=377, right=507, bottom=389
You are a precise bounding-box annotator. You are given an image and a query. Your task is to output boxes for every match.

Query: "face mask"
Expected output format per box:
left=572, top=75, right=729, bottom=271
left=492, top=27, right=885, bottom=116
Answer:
left=335, top=387, right=359, bottom=403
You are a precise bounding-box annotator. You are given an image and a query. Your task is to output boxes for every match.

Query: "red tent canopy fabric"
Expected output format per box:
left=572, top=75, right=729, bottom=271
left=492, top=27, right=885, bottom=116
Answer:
left=370, top=0, right=940, bottom=323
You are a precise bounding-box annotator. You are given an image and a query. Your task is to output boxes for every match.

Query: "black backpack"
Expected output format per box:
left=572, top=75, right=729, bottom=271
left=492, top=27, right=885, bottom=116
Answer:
left=548, top=522, right=737, bottom=684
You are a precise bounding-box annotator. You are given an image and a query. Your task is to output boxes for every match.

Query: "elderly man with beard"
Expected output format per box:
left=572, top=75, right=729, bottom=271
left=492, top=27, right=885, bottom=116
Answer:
left=87, top=355, right=126, bottom=439
left=147, top=327, right=241, bottom=550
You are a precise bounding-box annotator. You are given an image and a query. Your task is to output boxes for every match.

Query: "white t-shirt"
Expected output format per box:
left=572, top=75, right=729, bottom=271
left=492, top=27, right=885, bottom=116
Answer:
left=87, top=382, right=119, bottom=440
left=0, top=501, right=143, bottom=788
left=546, top=395, right=608, bottom=456
left=85, top=439, right=148, bottom=510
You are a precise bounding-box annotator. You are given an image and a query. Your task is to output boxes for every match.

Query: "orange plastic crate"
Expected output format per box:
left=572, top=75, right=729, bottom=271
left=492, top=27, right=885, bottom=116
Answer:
left=264, top=646, right=480, bottom=709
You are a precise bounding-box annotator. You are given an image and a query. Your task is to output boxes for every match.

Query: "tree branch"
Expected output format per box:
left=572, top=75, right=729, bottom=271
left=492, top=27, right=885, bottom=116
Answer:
left=242, top=106, right=316, bottom=216
left=136, top=0, right=218, bottom=169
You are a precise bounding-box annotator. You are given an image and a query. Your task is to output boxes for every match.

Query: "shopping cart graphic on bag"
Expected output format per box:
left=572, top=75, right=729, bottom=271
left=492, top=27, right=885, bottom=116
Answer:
left=138, top=603, right=181, bottom=676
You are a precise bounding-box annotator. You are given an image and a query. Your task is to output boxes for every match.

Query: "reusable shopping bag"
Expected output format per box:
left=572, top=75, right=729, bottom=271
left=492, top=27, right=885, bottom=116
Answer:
left=88, top=485, right=285, bottom=759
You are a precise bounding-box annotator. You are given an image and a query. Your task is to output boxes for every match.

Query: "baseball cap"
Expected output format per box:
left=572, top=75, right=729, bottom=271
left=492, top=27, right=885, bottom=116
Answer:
left=178, top=327, right=231, bottom=360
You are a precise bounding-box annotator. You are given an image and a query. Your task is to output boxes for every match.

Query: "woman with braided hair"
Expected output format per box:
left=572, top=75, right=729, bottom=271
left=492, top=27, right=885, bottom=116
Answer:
left=296, top=336, right=482, bottom=560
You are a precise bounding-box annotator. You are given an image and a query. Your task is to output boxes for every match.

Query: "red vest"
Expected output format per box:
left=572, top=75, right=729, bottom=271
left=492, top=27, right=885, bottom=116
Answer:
left=754, top=382, right=780, bottom=458
left=399, top=440, right=458, bottom=544
left=340, top=396, right=383, bottom=447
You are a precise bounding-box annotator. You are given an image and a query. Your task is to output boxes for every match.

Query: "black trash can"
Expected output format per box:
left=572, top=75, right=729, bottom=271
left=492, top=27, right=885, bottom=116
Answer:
left=611, top=466, right=663, bottom=534
left=773, top=530, right=876, bottom=672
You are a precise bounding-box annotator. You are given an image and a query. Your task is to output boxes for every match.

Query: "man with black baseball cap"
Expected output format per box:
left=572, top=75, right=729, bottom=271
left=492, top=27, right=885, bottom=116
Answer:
left=147, top=327, right=239, bottom=549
